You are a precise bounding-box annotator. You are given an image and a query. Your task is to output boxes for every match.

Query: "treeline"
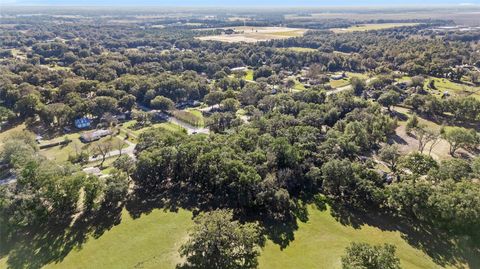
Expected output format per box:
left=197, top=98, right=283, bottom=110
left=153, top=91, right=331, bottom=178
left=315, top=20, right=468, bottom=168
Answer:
left=0, top=130, right=132, bottom=240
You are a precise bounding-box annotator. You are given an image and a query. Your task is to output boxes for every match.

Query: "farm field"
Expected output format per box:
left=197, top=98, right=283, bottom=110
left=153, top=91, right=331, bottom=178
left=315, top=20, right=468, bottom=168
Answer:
left=331, top=23, right=420, bottom=33
left=6, top=205, right=477, bottom=269
left=197, top=26, right=307, bottom=43
left=278, top=47, right=317, bottom=53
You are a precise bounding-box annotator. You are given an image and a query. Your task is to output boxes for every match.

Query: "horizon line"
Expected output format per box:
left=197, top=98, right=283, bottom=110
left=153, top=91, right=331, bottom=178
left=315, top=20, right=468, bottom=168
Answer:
left=2, top=3, right=480, bottom=7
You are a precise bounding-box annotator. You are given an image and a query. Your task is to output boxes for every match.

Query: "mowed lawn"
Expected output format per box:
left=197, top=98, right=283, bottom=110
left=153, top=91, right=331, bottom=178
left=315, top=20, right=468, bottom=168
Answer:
left=7, top=205, right=476, bottom=269
left=332, top=23, right=420, bottom=33
left=259, top=206, right=470, bottom=269
left=42, top=209, right=193, bottom=269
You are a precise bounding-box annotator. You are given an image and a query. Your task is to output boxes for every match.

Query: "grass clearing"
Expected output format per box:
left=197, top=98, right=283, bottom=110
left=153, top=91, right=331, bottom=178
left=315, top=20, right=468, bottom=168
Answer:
left=173, top=110, right=204, bottom=127
left=329, top=78, right=350, bottom=88
left=40, top=209, right=193, bottom=269
left=259, top=205, right=476, bottom=269
left=331, top=23, right=420, bottom=33
left=39, top=134, right=127, bottom=163
left=328, top=72, right=370, bottom=89
left=245, top=69, right=254, bottom=81
left=392, top=106, right=462, bottom=160
left=11, top=205, right=477, bottom=269
left=197, top=26, right=307, bottom=43
left=0, top=123, right=27, bottom=148
left=279, top=47, right=317, bottom=53
left=294, top=79, right=306, bottom=91
left=132, top=122, right=187, bottom=136
left=424, top=77, right=480, bottom=97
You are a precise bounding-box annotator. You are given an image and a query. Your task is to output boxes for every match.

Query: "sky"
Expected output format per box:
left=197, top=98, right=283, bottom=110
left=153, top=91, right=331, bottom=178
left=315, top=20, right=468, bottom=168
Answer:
left=2, top=0, right=480, bottom=6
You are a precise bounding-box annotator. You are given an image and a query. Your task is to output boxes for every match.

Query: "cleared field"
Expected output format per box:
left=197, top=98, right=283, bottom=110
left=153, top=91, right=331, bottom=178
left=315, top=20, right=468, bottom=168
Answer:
left=329, top=72, right=371, bottom=89
left=329, top=78, right=350, bottom=88
left=198, top=27, right=307, bottom=43
left=331, top=23, right=420, bottom=33
left=294, top=79, right=306, bottom=91
left=285, top=10, right=480, bottom=26
left=130, top=121, right=187, bottom=136
left=245, top=69, right=254, bottom=81
left=0, top=124, right=27, bottom=148
left=424, top=77, right=480, bottom=98
left=259, top=205, right=477, bottom=269
left=5, top=205, right=476, bottom=269
left=392, top=106, right=472, bottom=160
left=278, top=47, right=317, bottom=53
left=41, top=209, right=193, bottom=269
left=173, top=109, right=205, bottom=127
left=39, top=134, right=127, bottom=163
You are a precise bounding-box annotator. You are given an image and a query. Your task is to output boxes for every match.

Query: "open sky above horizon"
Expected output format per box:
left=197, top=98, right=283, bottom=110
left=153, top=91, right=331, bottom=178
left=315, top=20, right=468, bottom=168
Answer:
left=2, top=0, right=480, bottom=6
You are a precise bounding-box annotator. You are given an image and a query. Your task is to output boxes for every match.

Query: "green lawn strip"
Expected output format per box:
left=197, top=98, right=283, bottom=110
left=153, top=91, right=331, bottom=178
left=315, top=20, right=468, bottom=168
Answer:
left=245, top=69, right=254, bottom=81
left=329, top=78, right=350, bottom=88
left=424, top=77, right=480, bottom=96
left=40, top=135, right=127, bottom=163
left=132, top=122, right=186, bottom=136
left=268, top=30, right=304, bottom=37
left=333, top=23, right=420, bottom=33
left=41, top=209, right=193, bottom=269
left=18, top=205, right=475, bottom=269
left=346, top=72, right=370, bottom=80
left=0, top=123, right=27, bottom=148
left=259, top=205, right=474, bottom=269
left=173, top=110, right=204, bottom=127
left=279, top=47, right=317, bottom=53
left=294, top=79, right=306, bottom=90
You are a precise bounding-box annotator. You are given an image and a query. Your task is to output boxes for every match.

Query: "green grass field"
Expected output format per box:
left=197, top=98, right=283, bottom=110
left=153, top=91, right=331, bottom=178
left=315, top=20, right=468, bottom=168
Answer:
left=41, top=209, right=193, bottom=269
left=294, top=79, right=306, bottom=91
left=279, top=47, right=317, bottom=53
left=328, top=72, right=370, bottom=89
left=332, top=23, right=420, bottom=33
left=424, top=77, right=480, bottom=97
left=39, top=134, right=127, bottom=163
left=5, top=205, right=476, bottom=269
left=245, top=69, right=254, bottom=81
left=329, top=78, right=350, bottom=88
left=268, top=30, right=305, bottom=37
left=259, top=206, right=466, bottom=269
left=0, top=124, right=26, bottom=148
left=173, top=110, right=205, bottom=127
left=131, top=121, right=187, bottom=136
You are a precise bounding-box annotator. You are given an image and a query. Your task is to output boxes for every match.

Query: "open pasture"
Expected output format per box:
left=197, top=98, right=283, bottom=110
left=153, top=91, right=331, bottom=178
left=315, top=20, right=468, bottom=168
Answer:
left=331, top=23, right=420, bottom=33
left=197, top=26, right=307, bottom=43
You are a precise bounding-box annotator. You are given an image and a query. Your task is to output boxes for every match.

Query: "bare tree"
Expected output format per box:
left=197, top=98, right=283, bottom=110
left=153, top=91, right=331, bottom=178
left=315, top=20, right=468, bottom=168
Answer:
left=427, top=134, right=441, bottom=156
left=114, top=138, right=124, bottom=158
left=94, top=140, right=113, bottom=168
left=307, top=64, right=323, bottom=80
left=412, top=124, right=437, bottom=153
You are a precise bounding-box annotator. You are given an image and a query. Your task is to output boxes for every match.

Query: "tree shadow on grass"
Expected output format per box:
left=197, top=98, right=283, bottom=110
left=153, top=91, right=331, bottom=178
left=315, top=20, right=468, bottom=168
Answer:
left=329, top=202, right=480, bottom=268
left=125, top=184, right=313, bottom=251
left=2, top=202, right=124, bottom=269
